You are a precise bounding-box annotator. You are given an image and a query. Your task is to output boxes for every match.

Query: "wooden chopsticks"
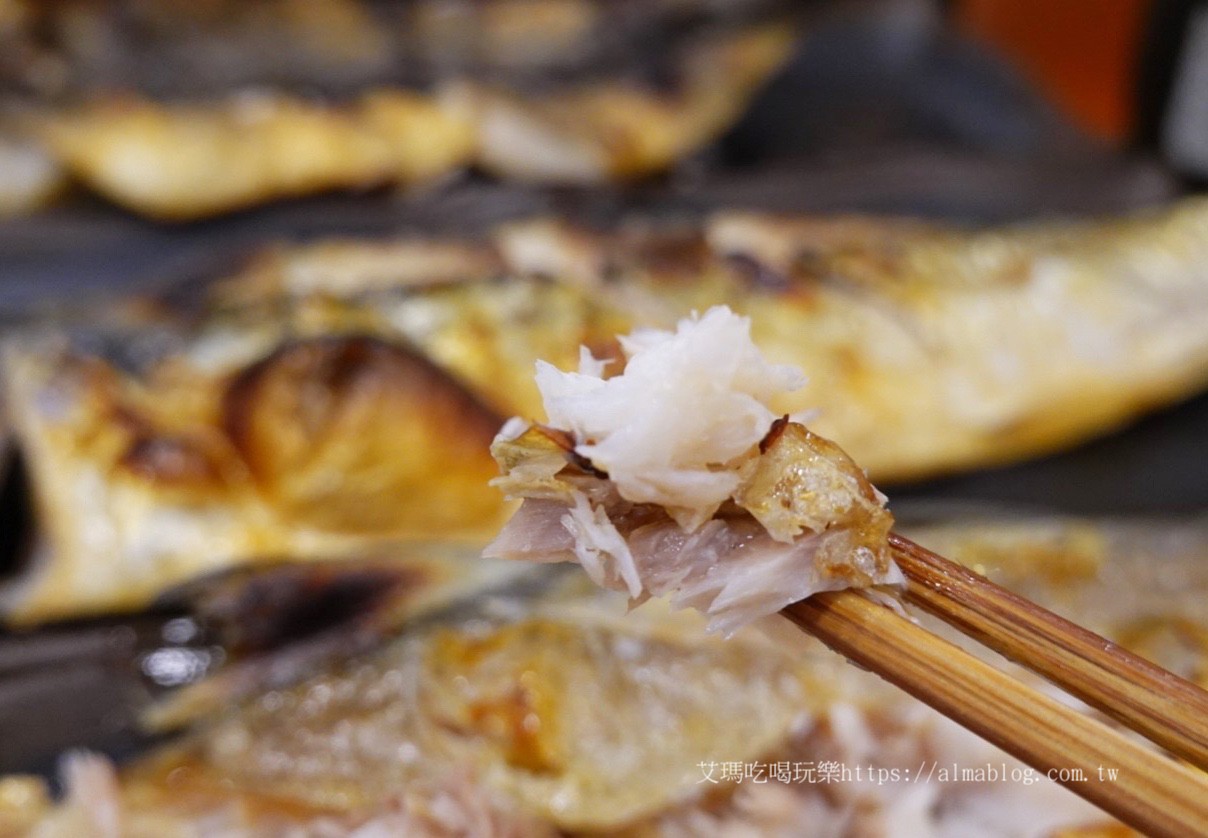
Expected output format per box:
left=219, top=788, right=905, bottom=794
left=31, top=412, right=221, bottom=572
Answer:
left=888, top=532, right=1208, bottom=769
left=781, top=532, right=1208, bottom=838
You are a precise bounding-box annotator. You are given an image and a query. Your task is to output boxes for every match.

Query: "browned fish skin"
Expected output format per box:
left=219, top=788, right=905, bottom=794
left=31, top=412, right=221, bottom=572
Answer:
left=224, top=335, right=503, bottom=535
left=0, top=1, right=799, bottom=217
left=30, top=89, right=479, bottom=219
left=18, top=514, right=1208, bottom=835
left=494, top=201, right=1208, bottom=481
left=209, top=197, right=1208, bottom=483
left=6, top=199, right=1208, bottom=623
left=123, top=574, right=818, bottom=834
left=487, top=412, right=899, bottom=633
left=0, top=326, right=511, bottom=622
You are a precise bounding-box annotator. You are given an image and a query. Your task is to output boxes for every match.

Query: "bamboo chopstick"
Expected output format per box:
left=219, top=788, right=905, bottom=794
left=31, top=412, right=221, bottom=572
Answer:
left=888, top=532, right=1208, bottom=770
left=782, top=591, right=1208, bottom=838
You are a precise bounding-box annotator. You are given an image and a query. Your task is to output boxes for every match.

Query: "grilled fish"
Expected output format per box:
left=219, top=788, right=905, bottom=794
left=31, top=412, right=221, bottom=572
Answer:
left=208, top=198, right=1208, bottom=485
left=9, top=512, right=1208, bottom=835
left=0, top=272, right=624, bottom=622
left=6, top=200, right=1208, bottom=623
left=0, top=0, right=796, bottom=218
left=486, top=306, right=900, bottom=634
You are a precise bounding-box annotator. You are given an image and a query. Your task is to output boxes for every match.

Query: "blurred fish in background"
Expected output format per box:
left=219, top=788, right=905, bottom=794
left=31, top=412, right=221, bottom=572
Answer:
left=1, top=5, right=1208, bottom=837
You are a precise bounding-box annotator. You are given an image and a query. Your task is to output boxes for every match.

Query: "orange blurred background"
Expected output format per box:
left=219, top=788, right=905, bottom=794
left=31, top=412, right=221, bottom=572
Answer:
left=954, top=0, right=1154, bottom=143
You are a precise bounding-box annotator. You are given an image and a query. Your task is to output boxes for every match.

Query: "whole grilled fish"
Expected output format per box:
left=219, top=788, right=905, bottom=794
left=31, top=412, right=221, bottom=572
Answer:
left=5, top=199, right=1208, bottom=623
left=0, top=0, right=796, bottom=218
left=6, top=511, right=1207, bottom=836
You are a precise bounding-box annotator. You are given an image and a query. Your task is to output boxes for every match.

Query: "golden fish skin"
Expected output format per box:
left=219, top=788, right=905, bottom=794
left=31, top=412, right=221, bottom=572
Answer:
left=16, top=513, right=1208, bottom=835
left=8, top=199, right=1208, bottom=623
left=219, top=197, right=1208, bottom=483
left=0, top=328, right=509, bottom=624
left=487, top=413, right=899, bottom=633
left=4, top=0, right=796, bottom=219
left=498, top=200, right=1208, bottom=481
left=111, top=572, right=818, bottom=834
left=0, top=269, right=623, bottom=622
left=223, top=335, right=503, bottom=536
left=33, top=90, right=478, bottom=220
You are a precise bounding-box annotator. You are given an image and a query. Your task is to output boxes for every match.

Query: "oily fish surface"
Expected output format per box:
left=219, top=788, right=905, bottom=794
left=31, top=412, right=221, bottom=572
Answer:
left=493, top=199, right=1208, bottom=481
left=205, top=254, right=632, bottom=418
left=20, top=515, right=1208, bottom=835
left=224, top=199, right=1208, bottom=483
left=10, top=199, right=1208, bottom=623
left=115, top=581, right=823, bottom=834
left=33, top=90, right=476, bottom=220
left=723, top=202, right=1208, bottom=481
left=0, top=318, right=505, bottom=623
left=0, top=273, right=625, bottom=622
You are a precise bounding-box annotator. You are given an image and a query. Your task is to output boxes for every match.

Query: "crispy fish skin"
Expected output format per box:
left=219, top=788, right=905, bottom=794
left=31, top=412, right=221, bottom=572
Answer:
left=710, top=202, right=1208, bottom=480
left=20, top=514, right=1208, bottom=835
left=209, top=254, right=632, bottom=416
left=180, top=616, right=809, bottom=830
left=215, top=197, right=1208, bottom=483
left=493, top=199, right=1208, bottom=481
left=480, top=304, right=900, bottom=635
left=0, top=266, right=626, bottom=623
left=113, top=575, right=819, bottom=834
left=8, top=200, right=1208, bottom=624
left=223, top=335, right=504, bottom=535
left=0, top=331, right=508, bottom=624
